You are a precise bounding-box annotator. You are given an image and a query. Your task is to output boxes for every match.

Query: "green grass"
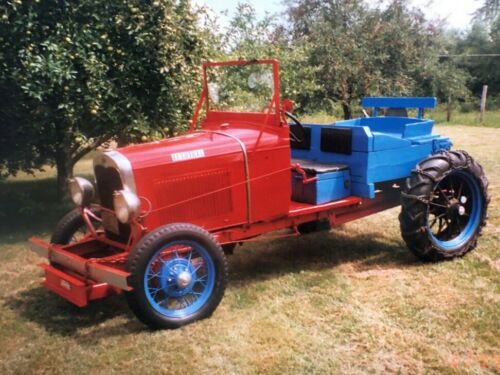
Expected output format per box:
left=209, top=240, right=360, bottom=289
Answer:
left=302, top=109, right=500, bottom=128
left=0, top=124, right=499, bottom=374
left=433, top=109, right=500, bottom=128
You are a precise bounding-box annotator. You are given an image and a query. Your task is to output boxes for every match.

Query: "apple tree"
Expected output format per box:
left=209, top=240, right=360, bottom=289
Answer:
left=0, top=0, right=207, bottom=197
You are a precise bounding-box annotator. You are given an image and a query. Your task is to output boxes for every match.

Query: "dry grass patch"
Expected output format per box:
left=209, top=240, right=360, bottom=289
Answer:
left=0, top=125, right=498, bottom=374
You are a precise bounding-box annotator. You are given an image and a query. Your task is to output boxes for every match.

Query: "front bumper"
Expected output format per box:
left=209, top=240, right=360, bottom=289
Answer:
left=29, top=237, right=131, bottom=307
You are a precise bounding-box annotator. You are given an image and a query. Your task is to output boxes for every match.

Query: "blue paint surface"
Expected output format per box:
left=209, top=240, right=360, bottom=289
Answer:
left=292, top=170, right=350, bottom=204
left=291, top=97, right=452, bottom=199
left=144, top=240, right=215, bottom=318
left=428, top=171, right=482, bottom=251
left=362, top=97, right=437, bottom=118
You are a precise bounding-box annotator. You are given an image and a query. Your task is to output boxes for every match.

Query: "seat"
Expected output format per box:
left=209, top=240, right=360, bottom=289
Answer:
left=292, top=158, right=348, bottom=175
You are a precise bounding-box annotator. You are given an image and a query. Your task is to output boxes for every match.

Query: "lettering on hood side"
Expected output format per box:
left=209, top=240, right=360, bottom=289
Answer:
left=170, top=149, right=205, bottom=162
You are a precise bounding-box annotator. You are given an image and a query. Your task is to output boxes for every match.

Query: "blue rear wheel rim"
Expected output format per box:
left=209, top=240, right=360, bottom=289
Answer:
left=426, top=171, right=482, bottom=251
left=144, top=240, right=215, bottom=318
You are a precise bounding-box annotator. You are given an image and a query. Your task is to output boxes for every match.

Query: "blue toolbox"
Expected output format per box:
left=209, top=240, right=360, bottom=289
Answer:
left=292, top=159, right=351, bottom=204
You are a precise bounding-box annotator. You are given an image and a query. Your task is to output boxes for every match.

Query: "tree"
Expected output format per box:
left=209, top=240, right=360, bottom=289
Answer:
left=285, top=0, right=470, bottom=118
left=210, top=2, right=317, bottom=112
left=0, top=0, right=207, bottom=197
left=474, top=0, right=500, bottom=24
left=448, top=22, right=500, bottom=98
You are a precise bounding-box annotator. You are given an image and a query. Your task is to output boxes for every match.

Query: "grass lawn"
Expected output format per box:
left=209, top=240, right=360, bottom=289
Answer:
left=302, top=109, right=500, bottom=129
left=0, top=124, right=498, bottom=374
left=433, top=109, right=500, bottom=128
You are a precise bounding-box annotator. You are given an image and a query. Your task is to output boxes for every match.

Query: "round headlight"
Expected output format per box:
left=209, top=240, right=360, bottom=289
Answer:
left=113, top=190, right=141, bottom=224
left=68, top=177, right=94, bottom=207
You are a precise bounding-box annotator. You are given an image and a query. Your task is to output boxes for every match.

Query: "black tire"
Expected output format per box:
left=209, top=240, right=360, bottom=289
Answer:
left=50, top=207, right=101, bottom=245
left=400, top=150, right=489, bottom=261
left=125, top=223, right=228, bottom=329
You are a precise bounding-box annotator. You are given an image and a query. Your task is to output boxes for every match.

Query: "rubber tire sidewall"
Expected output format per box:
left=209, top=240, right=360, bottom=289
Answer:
left=400, top=150, right=489, bottom=261
left=50, top=207, right=100, bottom=245
left=125, top=223, right=228, bottom=330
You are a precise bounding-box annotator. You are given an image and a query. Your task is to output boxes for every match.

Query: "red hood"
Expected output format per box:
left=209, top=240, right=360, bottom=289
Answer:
left=93, top=121, right=291, bottom=230
left=117, top=123, right=283, bottom=172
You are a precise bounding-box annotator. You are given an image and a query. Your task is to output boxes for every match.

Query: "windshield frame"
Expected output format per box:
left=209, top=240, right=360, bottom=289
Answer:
left=189, top=59, right=281, bottom=131
left=204, top=60, right=279, bottom=114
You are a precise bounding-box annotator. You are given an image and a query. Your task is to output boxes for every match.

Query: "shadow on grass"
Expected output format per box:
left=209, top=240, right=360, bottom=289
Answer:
left=2, top=176, right=420, bottom=336
left=229, top=228, right=418, bottom=285
left=0, top=177, right=71, bottom=241
left=5, top=287, right=145, bottom=340
left=5, top=228, right=417, bottom=338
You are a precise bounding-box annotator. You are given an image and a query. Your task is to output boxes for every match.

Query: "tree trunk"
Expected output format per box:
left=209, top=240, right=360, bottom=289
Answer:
left=55, top=149, right=74, bottom=201
left=341, top=102, right=352, bottom=120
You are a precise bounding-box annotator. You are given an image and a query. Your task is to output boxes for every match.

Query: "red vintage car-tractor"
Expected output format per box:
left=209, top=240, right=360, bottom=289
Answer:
left=29, top=60, right=489, bottom=329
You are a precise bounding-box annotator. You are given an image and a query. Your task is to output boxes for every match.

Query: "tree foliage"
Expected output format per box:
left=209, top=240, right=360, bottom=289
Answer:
left=474, top=0, right=500, bottom=24
left=286, top=0, right=470, bottom=118
left=447, top=21, right=500, bottom=99
left=0, top=0, right=494, bottom=197
left=207, top=0, right=473, bottom=118
left=0, top=0, right=207, bottom=195
left=212, top=3, right=317, bottom=112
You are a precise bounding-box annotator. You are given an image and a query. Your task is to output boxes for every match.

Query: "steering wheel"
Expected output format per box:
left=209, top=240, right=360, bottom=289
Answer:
left=285, top=111, right=307, bottom=143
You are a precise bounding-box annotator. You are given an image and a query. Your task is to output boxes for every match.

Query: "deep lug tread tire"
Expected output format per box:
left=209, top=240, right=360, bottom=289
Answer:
left=399, top=150, right=489, bottom=261
left=125, top=223, right=228, bottom=330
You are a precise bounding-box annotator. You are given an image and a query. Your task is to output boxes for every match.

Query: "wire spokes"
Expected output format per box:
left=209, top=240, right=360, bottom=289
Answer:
left=145, top=241, right=213, bottom=315
left=428, top=173, right=473, bottom=242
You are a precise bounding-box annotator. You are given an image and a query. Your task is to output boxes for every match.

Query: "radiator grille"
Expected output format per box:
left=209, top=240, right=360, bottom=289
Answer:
left=154, top=169, right=233, bottom=223
left=94, top=165, right=131, bottom=242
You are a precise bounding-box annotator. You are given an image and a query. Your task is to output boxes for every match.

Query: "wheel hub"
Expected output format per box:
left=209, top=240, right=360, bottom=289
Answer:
left=176, top=271, right=192, bottom=288
left=447, top=198, right=466, bottom=217
left=159, top=258, right=195, bottom=297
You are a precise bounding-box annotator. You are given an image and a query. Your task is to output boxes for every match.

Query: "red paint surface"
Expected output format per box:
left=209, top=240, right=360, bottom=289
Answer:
left=32, top=60, right=404, bottom=307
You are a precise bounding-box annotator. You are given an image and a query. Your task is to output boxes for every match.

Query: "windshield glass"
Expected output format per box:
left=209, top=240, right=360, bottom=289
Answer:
left=206, top=63, right=275, bottom=113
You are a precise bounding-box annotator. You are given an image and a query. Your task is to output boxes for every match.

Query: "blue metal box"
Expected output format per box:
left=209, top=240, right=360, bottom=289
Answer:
left=291, top=163, right=351, bottom=205
left=290, top=97, right=452, bottom=199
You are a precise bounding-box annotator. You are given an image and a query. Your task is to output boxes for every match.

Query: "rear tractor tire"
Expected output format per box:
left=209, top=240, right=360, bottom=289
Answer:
left=399, top=150, right=489, bottom=261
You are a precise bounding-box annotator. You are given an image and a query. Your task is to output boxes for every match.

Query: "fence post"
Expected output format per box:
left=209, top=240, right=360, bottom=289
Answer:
left=480, top=85, right=488, bottom=125
left=446, top=96, right=452, bottom=122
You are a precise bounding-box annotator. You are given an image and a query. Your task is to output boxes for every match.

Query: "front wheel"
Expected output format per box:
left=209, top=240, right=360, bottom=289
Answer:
left=400, top=150, right=489, bottom=261
left=125, top=223, right=228, bottom=329
left=51, top=207, right=101, bottom=245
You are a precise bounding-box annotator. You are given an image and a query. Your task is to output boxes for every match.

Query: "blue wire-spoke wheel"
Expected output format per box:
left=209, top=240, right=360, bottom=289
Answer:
left=426, top=171, right=482, bottom=251
left=400, top=150, right=489, bottom=261
left=144, top=240, right=215, bottom=318
left=126, top=223, right=228, bottom=329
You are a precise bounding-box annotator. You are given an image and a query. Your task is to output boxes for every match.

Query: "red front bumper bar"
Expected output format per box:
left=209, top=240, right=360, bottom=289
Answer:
left=29, top=236, right=131, bottom=307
